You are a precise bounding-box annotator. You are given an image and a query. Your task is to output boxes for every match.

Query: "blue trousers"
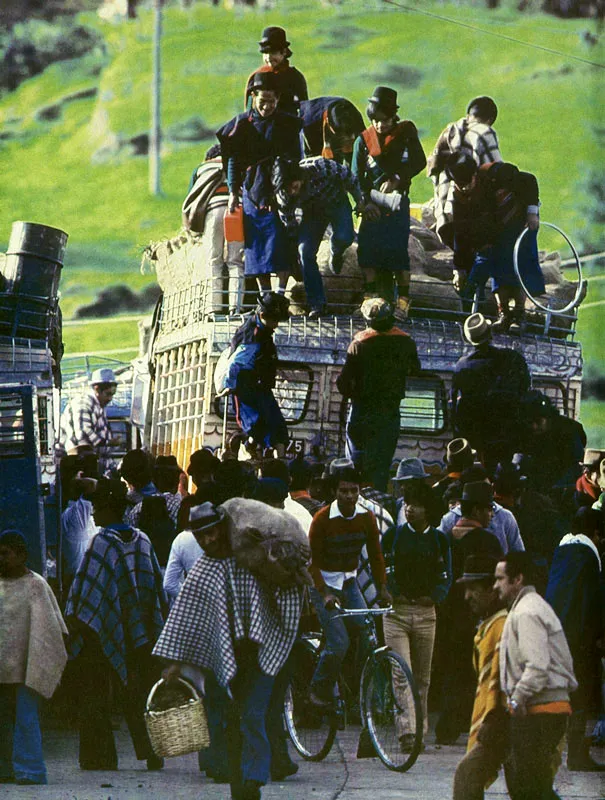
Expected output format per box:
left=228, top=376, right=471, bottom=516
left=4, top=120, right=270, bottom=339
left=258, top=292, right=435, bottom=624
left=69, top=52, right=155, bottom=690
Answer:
left=298, top=199, right=355, bottom=310
left=0, top=684, right=47, bottom=784
left=310, top=579, right=370, bottom=702
left=204, top=660, right=275, bottom=791
left=346, top=404, right=401, bottom=492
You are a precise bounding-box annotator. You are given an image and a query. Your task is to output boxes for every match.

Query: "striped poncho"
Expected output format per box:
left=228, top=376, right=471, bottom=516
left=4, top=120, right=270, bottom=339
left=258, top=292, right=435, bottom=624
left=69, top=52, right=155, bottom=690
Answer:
left=65, top=526, right=167, bottom=684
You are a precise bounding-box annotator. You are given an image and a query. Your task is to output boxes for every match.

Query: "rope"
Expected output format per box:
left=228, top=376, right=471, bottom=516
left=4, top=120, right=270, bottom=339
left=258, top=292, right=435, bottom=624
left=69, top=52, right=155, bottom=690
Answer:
left=382, top=0, right=605, bottom=70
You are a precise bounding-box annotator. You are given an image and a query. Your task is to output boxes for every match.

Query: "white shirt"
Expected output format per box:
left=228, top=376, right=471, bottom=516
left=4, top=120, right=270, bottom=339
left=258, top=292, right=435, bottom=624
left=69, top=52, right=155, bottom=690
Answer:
left=321, top=500, right=366, bottom=591
left=284, top=495, right=313, bottom=535
left=163, top=530, right=203, bottom=601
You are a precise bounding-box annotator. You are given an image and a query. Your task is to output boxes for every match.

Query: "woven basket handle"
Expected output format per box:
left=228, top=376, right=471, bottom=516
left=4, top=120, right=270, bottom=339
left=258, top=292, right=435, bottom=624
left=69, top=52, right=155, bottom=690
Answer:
left=146, top=677, right=201, bottom=712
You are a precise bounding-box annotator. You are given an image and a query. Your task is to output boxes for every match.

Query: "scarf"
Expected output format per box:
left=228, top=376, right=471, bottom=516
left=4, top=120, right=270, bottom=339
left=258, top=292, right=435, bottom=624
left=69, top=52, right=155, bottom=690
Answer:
left=361, top=120, right=416, bottom=158
left=575, top=472, right=600, bottom=502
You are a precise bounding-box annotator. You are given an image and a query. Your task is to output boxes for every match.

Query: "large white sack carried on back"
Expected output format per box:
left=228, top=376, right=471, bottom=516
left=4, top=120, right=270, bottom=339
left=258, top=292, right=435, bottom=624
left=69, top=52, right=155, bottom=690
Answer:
left=221, top=497, right=312, bottom=588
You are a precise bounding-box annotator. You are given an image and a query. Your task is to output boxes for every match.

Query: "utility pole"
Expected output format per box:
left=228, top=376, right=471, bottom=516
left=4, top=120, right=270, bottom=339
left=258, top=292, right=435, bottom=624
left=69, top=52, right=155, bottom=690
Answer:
left=149, top=0, right=162, bottom=195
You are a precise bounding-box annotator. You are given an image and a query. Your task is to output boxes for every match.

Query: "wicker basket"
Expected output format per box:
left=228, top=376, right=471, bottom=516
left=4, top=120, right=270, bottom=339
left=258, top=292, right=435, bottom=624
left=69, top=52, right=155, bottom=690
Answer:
left=145, top=678, right=210, bottom=758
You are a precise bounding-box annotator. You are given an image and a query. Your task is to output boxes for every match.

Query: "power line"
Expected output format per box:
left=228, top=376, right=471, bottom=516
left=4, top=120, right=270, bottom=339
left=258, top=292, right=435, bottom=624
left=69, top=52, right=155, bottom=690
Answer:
left=382, top=0, right=605, bottom=70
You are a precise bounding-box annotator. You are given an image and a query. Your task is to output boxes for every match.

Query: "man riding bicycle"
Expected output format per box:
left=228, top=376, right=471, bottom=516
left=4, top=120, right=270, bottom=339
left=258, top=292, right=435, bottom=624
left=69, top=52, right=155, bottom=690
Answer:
left=308, top=464, right=392, bottom=706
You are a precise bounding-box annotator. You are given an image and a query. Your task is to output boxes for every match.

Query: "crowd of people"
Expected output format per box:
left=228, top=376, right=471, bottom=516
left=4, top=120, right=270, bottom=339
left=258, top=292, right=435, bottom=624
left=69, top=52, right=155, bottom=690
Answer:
left=182, top=25, right=545, bottom=331
left=0, top=21, right=601, bottom=800
left=2, top=384, right=605, bottom=797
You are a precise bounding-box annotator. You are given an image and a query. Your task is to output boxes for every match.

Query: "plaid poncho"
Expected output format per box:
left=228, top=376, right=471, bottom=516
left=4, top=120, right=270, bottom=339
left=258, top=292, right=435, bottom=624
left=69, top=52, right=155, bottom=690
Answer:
left=153, top=555, right=303, bottom=687
left=428, top=118, right=502, bottom=242
left=65, top=526, right=167, bottom=684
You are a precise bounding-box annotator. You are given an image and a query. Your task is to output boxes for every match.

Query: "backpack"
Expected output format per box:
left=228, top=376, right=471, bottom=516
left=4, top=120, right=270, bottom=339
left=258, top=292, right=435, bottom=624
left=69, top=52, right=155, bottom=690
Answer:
left=138, top=495, right=176, bottom=568
left=181, top=159, right=226, bottom=233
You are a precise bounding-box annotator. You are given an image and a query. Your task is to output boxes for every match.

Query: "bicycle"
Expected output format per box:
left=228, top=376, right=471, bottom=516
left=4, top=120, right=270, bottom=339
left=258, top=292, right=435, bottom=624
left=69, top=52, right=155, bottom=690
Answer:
left=283, top=605, right=423, bottom=772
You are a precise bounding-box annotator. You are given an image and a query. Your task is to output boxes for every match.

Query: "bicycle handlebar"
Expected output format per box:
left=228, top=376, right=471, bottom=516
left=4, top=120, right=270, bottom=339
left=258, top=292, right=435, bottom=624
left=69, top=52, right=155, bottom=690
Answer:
left=333, top=605, right=394, bottom=617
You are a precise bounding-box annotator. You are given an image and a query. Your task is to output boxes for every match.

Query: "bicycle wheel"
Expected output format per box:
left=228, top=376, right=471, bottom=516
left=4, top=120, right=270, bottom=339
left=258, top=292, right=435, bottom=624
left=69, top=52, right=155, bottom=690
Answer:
left=283, top=636, right=338, bottom=761
left=362, top=648, right=423, bottom=772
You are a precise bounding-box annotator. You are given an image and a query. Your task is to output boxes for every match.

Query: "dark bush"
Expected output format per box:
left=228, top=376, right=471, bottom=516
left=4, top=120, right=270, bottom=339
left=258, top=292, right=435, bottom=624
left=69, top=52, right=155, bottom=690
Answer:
left=0, top=20, right=104, bottom=94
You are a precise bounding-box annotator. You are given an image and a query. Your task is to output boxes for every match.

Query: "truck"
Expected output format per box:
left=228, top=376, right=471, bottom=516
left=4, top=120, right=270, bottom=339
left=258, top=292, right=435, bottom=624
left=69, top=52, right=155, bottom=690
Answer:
left=135, top=213, right=586, bottom=475
left=0, top=222, right=67, bottom=581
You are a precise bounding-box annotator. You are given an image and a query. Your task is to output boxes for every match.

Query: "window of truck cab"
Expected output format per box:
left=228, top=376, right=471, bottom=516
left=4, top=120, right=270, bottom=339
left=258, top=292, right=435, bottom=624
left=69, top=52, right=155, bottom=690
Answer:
left=400, top=376, right=447, bottom=434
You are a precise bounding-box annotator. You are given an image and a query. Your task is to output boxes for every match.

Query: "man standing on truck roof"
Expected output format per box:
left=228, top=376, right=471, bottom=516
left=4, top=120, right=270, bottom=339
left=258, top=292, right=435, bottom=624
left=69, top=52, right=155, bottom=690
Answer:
left=57, top=368, right=118, bottom=466
left=337, top=298, right=421, bottom=492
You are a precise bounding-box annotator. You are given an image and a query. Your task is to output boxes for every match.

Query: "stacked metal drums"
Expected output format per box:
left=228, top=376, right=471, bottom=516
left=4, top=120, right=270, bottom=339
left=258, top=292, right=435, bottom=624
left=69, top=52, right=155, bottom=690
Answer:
left=0, top=221, right=68, bottom=340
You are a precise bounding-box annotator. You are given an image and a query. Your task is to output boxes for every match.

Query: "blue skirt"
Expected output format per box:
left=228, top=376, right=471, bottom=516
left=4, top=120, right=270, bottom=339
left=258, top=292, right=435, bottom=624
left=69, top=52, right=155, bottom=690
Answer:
left=242, top=189, right=289, bottom=276
left=233, top=388, right=289, bottom=448
left=357, top=195, right=410, bottom=272
left=470, top=225, right=545, bottom=295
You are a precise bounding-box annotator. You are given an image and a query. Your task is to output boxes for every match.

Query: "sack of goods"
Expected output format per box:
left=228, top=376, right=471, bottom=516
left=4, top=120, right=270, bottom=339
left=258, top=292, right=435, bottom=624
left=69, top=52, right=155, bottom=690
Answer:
left=145, top=678, right=210, bottom=758
left=222, top=497, right=312, bottom=588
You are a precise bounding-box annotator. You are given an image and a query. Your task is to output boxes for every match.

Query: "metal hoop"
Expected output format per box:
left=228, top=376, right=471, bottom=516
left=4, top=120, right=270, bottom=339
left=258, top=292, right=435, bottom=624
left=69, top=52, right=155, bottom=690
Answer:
left=513, top=222, right=583, bottom=315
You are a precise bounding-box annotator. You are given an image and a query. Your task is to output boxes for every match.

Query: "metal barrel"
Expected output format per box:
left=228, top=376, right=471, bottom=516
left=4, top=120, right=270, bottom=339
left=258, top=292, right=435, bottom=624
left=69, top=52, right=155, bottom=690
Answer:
left=2, top=221, right=68, bottom=300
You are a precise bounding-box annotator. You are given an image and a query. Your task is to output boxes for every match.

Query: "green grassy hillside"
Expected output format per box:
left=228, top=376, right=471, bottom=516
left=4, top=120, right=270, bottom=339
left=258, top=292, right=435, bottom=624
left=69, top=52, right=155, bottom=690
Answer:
left=1, top=0, right=603, bottom=438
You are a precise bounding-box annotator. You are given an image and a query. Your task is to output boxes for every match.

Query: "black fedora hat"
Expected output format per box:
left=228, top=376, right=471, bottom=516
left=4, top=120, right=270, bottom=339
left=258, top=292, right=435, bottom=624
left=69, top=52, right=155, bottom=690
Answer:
left=189, top=502, right=226, bottom=533
left=368, top=86, right=399, bottom=113
left=259, top=26, right=290, bottom=53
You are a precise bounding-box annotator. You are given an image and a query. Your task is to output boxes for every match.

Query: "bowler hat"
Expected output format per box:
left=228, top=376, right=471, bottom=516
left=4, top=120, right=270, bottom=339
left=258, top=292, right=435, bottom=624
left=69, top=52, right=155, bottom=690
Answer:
left=188, top=448, right=220, bottom=477
left=446, top=438, right=474, bottom=471
left=393, top=457, right=429, bottom=482
left=463, top=313, right=492, bottom=346
left=259, top=26, right=290, bottom=53
left=367, top=86, right=399, bottom=113
left=456, top=553, right=498, bottom=584
left=257, top=291, right=290, bottom=321
left=462, top=481, right=494, bottom=507
left=91, top=367, right=117, bottom=386
left=360, top=297, right=394, bottom=326
left=189, top=502, right=226, bottom=533
left=251, top=71, right=279, bottom=93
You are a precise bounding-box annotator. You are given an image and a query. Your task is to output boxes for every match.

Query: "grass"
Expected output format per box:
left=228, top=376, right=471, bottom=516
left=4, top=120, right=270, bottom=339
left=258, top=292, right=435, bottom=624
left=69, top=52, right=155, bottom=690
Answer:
left=1, top=0, right=603, bottom=426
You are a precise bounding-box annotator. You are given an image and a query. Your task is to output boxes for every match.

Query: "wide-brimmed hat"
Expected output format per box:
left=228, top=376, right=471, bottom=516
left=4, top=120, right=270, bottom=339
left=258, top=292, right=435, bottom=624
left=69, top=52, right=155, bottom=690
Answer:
left=189, top=502, right=226, bottom=533
left=188, top=448, right=220, bottom=477
left=583, top=448, right=605, bottom=467
left=328, top=457, right=355, bottom=476
left=393, top=457, right=429, bottom=482
left=462, top=481, right=494, bottom=507
left=360, top=297, right=394, bottom=326
left=456, top=554, right=498, bottom=584
left=463, top=313, right=492, bottom=346
left=367, top=86, right=399, bottom=114
left=257, top=291, right=289, bottom=321
left=91, top=367, right=117, bottom=386
left=446, top=438, right=474, bottom=471
left=259, top=26, right=290, bottom=53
